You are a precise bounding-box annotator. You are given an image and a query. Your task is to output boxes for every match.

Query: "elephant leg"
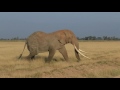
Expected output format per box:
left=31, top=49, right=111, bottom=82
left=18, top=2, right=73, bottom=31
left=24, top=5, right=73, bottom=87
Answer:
left=58, top=46, right=69, bottom=61
left=46, top=48, right=56, bottom=63
left=28, top=53, right=36, bottom=60
left=31, top=55, right=35, bottom=59
left=75, top=49, right=81, bottom=62
left=28, top=47, right=38, bottom=60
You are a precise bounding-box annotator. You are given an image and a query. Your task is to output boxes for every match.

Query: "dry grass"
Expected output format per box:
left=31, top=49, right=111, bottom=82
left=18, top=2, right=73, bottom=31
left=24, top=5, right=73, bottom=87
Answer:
left=0, top=41, right=120, bottom=78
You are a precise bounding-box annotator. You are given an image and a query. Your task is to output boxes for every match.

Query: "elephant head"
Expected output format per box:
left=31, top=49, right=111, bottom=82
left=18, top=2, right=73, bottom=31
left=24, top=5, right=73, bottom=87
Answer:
left=51, top=29, right=90, bottom=61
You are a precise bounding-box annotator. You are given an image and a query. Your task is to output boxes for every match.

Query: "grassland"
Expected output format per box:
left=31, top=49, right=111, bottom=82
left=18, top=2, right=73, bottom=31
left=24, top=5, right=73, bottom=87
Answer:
left=0, top=41, right=120, bottom=78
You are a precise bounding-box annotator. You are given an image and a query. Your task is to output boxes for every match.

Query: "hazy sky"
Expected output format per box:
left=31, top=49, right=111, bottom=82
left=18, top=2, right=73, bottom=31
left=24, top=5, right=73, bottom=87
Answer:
left=0, top=12, right=120, bottom=39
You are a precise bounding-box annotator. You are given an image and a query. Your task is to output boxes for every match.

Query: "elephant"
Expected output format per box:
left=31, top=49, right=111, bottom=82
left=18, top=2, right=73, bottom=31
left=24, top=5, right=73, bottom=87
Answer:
left=18, top=29, right=90, bottom=63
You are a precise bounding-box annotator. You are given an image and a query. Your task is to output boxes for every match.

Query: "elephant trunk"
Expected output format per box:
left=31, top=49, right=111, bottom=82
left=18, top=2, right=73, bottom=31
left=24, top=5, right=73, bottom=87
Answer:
left=72, top=38, right=90, bottom=59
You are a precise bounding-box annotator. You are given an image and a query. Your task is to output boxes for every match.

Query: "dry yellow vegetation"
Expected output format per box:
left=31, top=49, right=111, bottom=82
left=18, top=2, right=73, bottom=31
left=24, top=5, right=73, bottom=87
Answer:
left=0, top=41, right=120, bottom=78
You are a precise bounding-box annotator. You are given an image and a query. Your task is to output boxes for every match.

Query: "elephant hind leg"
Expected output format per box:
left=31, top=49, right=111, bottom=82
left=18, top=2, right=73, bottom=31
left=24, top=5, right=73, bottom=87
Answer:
left=28, top=53, right=36, bottom=60
left=31, top=55, right=35, bottom=59
left=46, top=48, right=56, bottom=63
left=28, top=47, right=38, bottom=60
left=58, top=46, right=69, bottom=61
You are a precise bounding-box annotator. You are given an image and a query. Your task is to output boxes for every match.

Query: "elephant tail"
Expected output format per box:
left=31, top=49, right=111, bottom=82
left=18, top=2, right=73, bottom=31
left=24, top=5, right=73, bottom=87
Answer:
left=18, top=41, right=27, bottom=59
left=73, top=44, right=91, bottom=59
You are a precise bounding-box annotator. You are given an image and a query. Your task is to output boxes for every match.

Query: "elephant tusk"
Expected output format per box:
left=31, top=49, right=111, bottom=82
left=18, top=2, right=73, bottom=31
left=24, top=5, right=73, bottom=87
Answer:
left=79, top=49, right=87, bottom=53
left=74, top=44, right=91, bottom=59
left=77, top=50, right=91, bottom=59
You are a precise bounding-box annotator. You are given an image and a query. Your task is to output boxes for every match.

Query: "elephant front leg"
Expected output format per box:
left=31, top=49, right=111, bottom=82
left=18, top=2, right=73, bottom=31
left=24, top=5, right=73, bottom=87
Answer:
left=46, top=48, right=56, bottom=63
left=58, top=46, right=69, bottom=62
left=75, top=49, right=81, bottom=62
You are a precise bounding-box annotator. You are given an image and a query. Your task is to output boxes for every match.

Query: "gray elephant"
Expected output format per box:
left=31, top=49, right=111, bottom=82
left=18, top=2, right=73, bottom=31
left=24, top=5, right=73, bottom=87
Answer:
left=19, top=29, right=90, bottom=62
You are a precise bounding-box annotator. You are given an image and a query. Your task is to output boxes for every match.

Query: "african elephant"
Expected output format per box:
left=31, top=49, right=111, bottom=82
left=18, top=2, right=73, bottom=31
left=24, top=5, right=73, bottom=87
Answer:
left=19, top=29, right=90, bottom=62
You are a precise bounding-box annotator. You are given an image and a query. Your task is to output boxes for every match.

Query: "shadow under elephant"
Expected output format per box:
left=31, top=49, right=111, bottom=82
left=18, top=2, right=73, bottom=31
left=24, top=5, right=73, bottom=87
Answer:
left=17, top=55, right=65, bottom=62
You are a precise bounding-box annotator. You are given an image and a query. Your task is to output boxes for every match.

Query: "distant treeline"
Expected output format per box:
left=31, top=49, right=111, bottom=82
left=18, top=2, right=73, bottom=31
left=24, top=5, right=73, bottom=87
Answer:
left=0, top=36, right=120, bottom=41
left=77, top=36, right=120, bottom=40
left=0, top=37, right=26, bottom=41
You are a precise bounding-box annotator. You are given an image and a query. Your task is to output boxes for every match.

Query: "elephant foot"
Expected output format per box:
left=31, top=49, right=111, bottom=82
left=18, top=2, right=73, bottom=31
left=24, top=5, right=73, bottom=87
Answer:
left=45, top=59, right=51, bottom=63
left=31, top=56, right=35, bottom=60
left=45, top=60, right=51, bottom=63
left=77, top=59, right=80, bottom=62
left=27, top=56, right=35, bottom=61
left=65, top=59, right=69, bottom=62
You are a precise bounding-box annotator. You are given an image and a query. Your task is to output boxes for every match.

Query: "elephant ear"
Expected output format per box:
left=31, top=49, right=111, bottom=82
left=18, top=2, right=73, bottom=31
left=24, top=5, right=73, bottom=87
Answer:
left=58, top=32, right=66, bottom=45
left=58, top=39, right=66, bottom=45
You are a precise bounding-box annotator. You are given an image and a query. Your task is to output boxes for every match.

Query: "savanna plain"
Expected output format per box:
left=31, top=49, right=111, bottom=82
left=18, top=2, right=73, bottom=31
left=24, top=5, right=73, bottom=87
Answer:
left=0, top=41, right=120, bottom=78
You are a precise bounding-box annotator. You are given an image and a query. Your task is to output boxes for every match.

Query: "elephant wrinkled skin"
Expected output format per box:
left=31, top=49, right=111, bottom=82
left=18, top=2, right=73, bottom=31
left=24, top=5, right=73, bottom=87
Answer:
left=19, top=29, right=90, bottom=62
